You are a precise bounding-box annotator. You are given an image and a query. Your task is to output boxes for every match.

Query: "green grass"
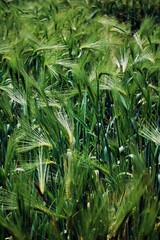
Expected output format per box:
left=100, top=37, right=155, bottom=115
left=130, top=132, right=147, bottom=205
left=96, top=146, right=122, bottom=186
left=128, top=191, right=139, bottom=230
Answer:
left=0, top=0, right=160, bottom=239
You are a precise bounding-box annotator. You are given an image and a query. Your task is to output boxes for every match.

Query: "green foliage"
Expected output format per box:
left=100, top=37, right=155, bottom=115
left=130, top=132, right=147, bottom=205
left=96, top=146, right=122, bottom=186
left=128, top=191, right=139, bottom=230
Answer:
left=0, top=0, right=160, bottom=239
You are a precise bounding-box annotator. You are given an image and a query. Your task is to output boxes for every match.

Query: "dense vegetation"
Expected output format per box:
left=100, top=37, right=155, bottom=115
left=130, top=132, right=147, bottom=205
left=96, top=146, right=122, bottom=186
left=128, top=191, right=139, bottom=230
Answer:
left=0, top=0, right=160, bottom=239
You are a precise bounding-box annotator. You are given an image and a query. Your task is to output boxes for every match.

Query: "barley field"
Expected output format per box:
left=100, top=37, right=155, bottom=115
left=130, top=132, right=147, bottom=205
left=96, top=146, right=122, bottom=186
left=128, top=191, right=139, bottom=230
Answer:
left=0, top=1, right=160, bottom=239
